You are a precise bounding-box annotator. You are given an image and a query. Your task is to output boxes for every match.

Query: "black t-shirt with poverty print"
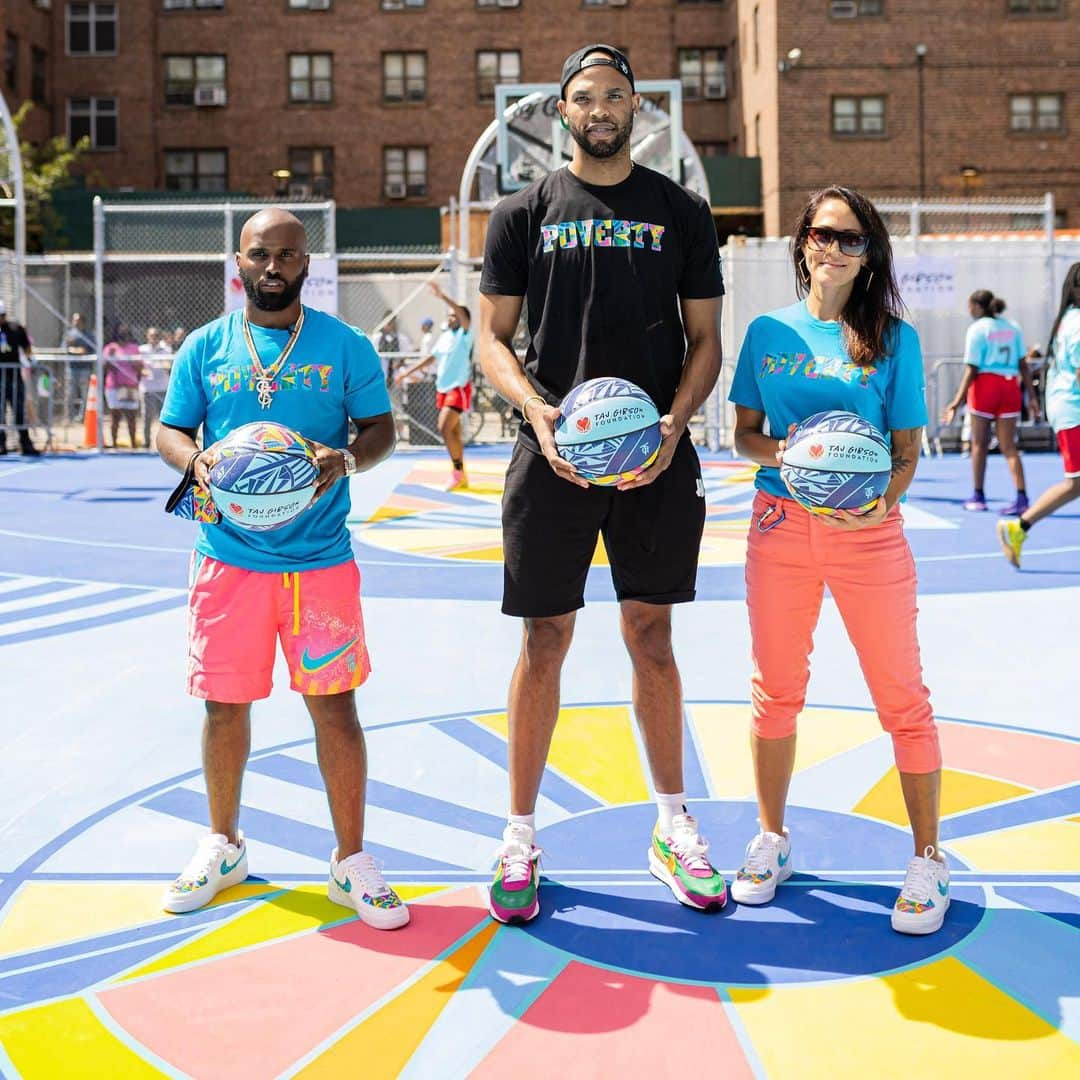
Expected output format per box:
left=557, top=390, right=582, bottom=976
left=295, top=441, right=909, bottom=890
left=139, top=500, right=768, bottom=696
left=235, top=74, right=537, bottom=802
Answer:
left=479, top=164, right=724, bottom=452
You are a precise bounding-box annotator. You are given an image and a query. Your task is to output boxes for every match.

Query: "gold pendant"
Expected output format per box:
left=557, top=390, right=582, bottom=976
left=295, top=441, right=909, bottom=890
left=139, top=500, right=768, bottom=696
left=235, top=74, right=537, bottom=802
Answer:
left=256, top=376, right=274, bottom=409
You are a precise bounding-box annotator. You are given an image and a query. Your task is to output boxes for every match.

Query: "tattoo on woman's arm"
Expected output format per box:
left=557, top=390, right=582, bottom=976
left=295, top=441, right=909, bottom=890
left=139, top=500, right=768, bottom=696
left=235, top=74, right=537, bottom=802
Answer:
left=891, top=453, right=913, bottom=477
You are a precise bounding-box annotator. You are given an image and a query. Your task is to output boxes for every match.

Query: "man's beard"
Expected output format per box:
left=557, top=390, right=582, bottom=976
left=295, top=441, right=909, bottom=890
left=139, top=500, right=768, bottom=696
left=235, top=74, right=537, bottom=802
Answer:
left=568, top=116, right=634, bottom=160
left=239, top=266, right=307, bottom=312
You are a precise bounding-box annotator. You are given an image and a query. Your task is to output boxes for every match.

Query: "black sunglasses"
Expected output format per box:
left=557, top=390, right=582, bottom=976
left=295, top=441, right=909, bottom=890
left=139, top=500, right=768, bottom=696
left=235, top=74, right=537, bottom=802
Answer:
left=805, top=226, right=870, bottom=257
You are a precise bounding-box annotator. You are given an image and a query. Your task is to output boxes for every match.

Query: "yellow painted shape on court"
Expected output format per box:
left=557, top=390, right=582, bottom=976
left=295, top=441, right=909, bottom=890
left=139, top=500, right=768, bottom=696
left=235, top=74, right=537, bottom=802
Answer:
left=854, top=767, right=1032, bottom=827
left=728, top=957, right=1080, bottom=1078
left=0, top=881, right=276, bottom=959
left=117, top=883, right=446, bottom=984
left=947, top=819, right=1080, bottom=872
left=296, top=921, right=499, bottom=1079
left=689, top=705, right=887, bottom=798
left=0, top=997, right=167, bottom=1079
left=477, top=706, right=650, bottom=805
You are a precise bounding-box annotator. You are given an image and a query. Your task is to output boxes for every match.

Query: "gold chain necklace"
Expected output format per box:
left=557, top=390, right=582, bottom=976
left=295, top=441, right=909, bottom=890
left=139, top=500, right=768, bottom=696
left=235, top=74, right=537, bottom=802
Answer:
left=242, top=307, right=306, bottom=409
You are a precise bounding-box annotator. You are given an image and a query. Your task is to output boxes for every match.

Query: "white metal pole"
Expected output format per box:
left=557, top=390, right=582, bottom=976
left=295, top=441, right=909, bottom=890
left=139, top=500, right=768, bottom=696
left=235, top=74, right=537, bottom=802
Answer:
left=93, top=196, right=105, bottom=451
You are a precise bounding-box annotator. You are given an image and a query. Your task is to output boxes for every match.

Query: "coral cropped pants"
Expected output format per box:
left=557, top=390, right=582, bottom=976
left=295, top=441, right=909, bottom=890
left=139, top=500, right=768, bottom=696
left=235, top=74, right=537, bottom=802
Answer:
left=745, top=492, right=941, bottom=774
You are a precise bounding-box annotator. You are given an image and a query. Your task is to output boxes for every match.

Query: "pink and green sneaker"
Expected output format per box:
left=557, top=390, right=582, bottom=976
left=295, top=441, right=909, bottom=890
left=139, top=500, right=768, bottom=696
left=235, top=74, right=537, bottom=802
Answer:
left=648, top=813, right=728, bottom=911
left=488, top=823, right=542, bottom=924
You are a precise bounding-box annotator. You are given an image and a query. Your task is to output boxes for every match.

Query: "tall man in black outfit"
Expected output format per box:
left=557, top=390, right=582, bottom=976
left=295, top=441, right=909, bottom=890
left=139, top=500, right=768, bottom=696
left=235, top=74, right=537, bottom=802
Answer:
left=477, top=45, right=726, bottom=924
left=0, top=301, right=40, bottom=456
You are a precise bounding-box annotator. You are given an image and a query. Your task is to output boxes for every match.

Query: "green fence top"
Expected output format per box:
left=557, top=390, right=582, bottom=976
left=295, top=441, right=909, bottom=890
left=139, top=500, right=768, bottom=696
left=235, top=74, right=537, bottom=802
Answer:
left=702, top=157, right=762, bottom=213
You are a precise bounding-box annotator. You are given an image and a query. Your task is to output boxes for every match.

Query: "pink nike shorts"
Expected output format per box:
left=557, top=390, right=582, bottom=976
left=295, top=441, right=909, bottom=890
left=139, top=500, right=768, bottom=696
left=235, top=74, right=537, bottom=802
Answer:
left=187, top=554, right=371, bottom=702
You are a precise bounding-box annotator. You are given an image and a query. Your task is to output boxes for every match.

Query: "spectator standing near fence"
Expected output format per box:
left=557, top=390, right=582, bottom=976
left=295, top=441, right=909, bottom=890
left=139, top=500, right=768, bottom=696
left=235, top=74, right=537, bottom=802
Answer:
left=103, top=339, right=143, bottom=449
left=139, top=326, right=173, bottom=450
left=0, top=302, right=39, bottom=456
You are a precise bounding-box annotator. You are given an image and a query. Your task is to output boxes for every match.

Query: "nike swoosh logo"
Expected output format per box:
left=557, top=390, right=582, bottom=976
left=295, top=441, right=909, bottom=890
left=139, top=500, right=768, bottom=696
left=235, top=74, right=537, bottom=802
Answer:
left=777, top=851, right=790, bottom=867
left=220, top=855, right=243, bottom=876
left=301, top=637, right=360, bottom=673
left=938, top=881, right=948, bottom=897
left=332, top=874, right=352, bottom=894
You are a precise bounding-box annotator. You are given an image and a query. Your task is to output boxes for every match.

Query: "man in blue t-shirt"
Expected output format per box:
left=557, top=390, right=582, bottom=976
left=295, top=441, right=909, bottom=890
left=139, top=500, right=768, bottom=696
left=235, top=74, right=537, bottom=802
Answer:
left=155, top=208, right=408, bottom=930
left=395, top=281, right=474, bottom=489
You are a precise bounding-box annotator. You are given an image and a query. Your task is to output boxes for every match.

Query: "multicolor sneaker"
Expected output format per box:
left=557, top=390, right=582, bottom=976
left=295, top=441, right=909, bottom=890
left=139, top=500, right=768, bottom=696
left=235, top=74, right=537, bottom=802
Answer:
left=999, top=493, right=1029, bottom=517
left=162, top=832, right=248, bottom=913
left=891, top=846, right=950, bottom=935
left=997, top=517, right=1027, bottom=568
left=963, top=493, right=988, bottom=512
left=730, top=827, right=793, bottom=905
left=328, top=849, right=410, bottom=930
left=648, top=813, right=727, bottom=911
left=489, top=823, right=542, bottom=924
left=446, top=468, right=468, bottom=492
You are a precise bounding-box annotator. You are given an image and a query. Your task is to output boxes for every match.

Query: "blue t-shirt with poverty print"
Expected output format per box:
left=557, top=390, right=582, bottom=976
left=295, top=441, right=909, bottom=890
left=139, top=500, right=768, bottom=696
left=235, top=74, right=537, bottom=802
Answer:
left=162, top=306, right=391, bottom=572
left=729, top=300, right=928, bottom=498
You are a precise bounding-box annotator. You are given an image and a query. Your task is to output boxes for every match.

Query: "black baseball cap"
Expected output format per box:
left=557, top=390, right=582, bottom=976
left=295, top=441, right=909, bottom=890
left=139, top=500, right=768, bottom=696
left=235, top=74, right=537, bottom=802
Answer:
left=559, top=44, right=635, bottom=99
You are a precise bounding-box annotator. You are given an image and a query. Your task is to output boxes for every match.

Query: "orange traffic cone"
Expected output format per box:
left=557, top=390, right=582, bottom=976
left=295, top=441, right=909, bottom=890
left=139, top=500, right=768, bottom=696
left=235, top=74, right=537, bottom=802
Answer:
left=83, top=372, right=100, bottom=448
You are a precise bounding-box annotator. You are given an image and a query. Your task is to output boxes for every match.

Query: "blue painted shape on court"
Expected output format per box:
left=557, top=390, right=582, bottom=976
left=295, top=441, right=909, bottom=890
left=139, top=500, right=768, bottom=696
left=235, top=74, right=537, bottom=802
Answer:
left=955, top=906, right=1080, bottom=1037
left=993, top=886, right=1080, bottom=932
left=435, top=718, right=602, bottom=814
left=141, top=786, right=466, bottom=872
left=939, top=785, right=1080, bottom=841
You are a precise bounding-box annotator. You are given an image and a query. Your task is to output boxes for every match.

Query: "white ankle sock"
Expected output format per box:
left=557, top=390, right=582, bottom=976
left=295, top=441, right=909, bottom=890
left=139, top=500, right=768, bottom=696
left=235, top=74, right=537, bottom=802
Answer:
left=655, top=792, right=686, bottom=834
left=507, top=813, right=535, bottom=838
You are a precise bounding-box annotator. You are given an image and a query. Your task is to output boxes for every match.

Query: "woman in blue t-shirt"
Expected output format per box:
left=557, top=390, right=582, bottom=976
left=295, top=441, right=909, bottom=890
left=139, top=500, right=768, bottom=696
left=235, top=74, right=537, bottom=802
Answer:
left=728, top=186, right=949, bottom=935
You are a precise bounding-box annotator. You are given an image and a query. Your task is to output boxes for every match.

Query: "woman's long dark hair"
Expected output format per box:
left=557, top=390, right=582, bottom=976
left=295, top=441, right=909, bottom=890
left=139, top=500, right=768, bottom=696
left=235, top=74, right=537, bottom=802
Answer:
left=791, top=186, right=905, bottom=367
left=1047, top=261, right=1080, bottom=364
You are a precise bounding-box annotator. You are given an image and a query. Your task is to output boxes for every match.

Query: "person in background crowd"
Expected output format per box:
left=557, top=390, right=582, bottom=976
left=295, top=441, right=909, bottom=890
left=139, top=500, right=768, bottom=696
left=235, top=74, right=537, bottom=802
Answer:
left=998, top=263, right=1080, bottom=567
left=172, top=326, right=188, bottom=350
left=0, top=300, right=39, bottom=456
left=375, top=315, right=415, bottom=387
left=941, top=289, right=1038, bottom=514
left=139, top=326, right=173, bottom=450
left=103, top=338, right=143, bottom=449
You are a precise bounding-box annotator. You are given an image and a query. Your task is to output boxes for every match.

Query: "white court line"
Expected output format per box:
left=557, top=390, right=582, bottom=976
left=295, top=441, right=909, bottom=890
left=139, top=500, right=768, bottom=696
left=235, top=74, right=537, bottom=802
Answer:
left=0, top=575, right=49, bottom=595
left=0, top=528, right=190, bottom=554
left=0, top=588, right=183, bottom=636
left=0, top=583, right=111, bottom=614
left=915, top=544, right=1080, bottom=564
left=0, top=570, right=181, bottom=592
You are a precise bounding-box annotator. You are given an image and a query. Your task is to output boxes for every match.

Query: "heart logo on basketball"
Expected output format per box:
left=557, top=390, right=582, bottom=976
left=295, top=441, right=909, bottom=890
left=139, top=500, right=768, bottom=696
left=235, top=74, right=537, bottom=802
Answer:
left=808, top=443, right=825, bottom=459
left=576, top=417, right=591, bottom=433
left=229, top=503, right=243, bottom=515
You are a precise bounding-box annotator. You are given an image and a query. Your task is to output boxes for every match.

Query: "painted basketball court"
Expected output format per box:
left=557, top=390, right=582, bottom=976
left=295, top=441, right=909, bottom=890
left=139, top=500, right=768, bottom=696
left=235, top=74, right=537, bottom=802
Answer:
left=0, top=447, right=1077, bottom=1078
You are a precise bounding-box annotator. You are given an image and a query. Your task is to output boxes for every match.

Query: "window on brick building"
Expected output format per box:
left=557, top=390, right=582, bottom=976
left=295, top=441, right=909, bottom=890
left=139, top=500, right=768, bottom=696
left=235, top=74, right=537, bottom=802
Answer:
left=832, top=95, right=885, bottom=135
left=383, top=52, right=427, bottom=102
left=828, top=0, right=883, bottom=16
left=476, top=50, right=520, bottom=102
left=289, top=54, right=333, bottom=102
left=678, top=48, right=726, bottom=101
left=165, top=56, right=227, bottom=106
left=583, top=0, right=629, bottom=7
left=163, top=1, right=226, bottom=9
left=68, top=97, right=117, bottom=149
left=165, top=149, right=228, bottom=191
left=4, top=34, right=17, bottom=93
left=288, top=0, right=331, bottom=9
left=1010, top=94, right=1063, bottom=132
left=288, top=147, right=334, bottom=197
left=31, top=47, right=47, bottom=103
left=1007, top=0, right=1061, bottom=12
left=382, top=0, right=425, bottom=8
left=477, top=0, right=518, bottom=7
left=66, top=3, right=117, bottom=55
left=384, top=146, right=427, bottom=197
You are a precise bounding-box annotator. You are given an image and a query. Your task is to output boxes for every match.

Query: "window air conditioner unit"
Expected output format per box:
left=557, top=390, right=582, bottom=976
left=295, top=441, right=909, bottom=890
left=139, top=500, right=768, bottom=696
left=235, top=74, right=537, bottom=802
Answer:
left=608, top=0, right=629, bottom=6
left=496, top=0, right=521, bottom=7
left=386, top=181, right=408, bottom=198
left=309, top=0, right=331, bottom=8
left=194, top=85, right=227, bottom=106
left=830, top=1, right=859, bottom=16
left=288, top=182, right=313, bottom=199
left=383, top=0, right=405, bottom=9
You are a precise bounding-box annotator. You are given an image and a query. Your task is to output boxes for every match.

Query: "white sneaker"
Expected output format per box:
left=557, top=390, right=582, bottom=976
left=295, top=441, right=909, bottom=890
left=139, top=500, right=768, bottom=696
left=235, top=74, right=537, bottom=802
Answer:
left=730, top=827, right=792, bottom=905
left=892, top=846, right=950, bottom=935
left=162, top=832, right=248, bottom=913
left=329, top=849, right=410, bottom=930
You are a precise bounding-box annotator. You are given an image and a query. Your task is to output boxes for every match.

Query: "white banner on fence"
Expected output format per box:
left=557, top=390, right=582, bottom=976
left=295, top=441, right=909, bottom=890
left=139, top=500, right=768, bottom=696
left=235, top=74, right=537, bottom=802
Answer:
left=224, top=258, right=339, bottom=315
left=895, top=256, right=957, bottom=310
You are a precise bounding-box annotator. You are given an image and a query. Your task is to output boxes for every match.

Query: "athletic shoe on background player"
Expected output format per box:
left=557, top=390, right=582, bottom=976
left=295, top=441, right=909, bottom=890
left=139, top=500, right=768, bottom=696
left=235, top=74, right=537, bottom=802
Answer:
left=891, top=846, right=950, bottom=935
left=730, top=826, right=793, bottom=905
left=328, top=849, right=410, bottom=929
left=997, top=517, right=1027, bottom=567
left=162, top=831, right=248, bottom=913
left=488, top=822, right=542, bottom=923
left=648, top=813, right=728, bottom=911
left=446, top=468, right=468, bottom=492
left=963, top=493, right=988, bottom=511
left=999, top=493, right=1029, bottom=517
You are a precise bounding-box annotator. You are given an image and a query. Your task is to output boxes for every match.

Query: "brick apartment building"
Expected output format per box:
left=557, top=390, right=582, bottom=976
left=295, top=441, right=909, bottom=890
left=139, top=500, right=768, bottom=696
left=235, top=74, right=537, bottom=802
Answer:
left=0, top=0, right=1076, bottom=242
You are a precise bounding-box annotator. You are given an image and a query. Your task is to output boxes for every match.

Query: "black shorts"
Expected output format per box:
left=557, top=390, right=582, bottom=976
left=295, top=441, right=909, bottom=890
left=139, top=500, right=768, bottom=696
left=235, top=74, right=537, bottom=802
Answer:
left=501, top=436, right=706, bottom=617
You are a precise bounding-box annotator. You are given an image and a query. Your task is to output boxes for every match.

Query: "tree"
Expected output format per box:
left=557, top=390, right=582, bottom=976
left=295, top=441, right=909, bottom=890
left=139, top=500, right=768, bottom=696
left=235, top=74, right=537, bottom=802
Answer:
left=0, top=102, right=89, bottom=253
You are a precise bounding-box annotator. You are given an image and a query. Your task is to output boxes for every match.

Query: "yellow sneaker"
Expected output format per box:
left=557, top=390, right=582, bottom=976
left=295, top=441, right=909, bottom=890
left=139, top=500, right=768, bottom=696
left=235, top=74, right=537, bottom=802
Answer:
left=996, top=517, right=1026, bottom=568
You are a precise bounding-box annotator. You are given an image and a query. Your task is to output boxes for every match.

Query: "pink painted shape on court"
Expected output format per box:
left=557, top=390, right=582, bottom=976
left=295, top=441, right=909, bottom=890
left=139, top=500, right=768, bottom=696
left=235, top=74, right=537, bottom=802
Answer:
left=385, top=493, right=450, bottom=512
left=471, top=961, right=754, bottom=1079
left=939, top=722, right=1080, bottom=789
left=97, top=888, right=487, bottom=1080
